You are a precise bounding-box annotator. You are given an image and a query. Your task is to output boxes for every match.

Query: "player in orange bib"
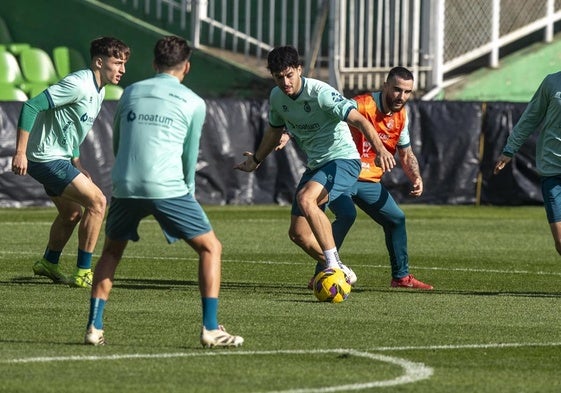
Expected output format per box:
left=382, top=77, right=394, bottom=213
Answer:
left=328, top=66, right=433, bottom=289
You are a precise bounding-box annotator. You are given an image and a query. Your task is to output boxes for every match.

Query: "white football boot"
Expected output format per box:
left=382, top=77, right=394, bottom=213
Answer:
left=84, top=325, right=106, bottom=346
left=201, top=325, right=244, bottom=348
left=337, top=262, right=357, bottom=285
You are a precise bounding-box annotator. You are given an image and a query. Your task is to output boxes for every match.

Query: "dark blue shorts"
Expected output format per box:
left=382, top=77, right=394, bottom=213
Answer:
left=27, top=159, right=81, bottom=197
left=291, top=159, right=360, bottom=216
left=105, top=194, right=213, bottom=243
left=541, top=175, right=561, bottom=223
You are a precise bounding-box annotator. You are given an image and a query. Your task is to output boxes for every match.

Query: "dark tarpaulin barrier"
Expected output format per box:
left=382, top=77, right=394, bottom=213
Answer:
left=194, top=98, right=304, bottom=205
left=480, top=102, right=542, bottom=205
left=383, top=101, right=483, bottom=204
left=416, top=101, right=483, bottom=204
left=0, top=102, right=52, bottom=206
left=0, top=99, right=305, bottom=207
left=0, top=99, right=544, bottom=207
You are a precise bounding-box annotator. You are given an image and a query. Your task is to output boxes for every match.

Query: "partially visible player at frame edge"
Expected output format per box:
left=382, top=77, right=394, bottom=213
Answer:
left=11, top=37, right=130, bottom=288
left=235, top=45, right=396, bottom=287
left=84, top=35, right=243, bottom=348
left=494, top=70, right=561, bottom=258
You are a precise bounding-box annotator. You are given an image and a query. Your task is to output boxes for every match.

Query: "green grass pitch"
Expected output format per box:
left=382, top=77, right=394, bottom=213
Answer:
left=1, top=205, right=560, bottom=392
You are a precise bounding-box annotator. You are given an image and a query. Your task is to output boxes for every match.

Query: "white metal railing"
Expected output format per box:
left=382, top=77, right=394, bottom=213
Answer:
left=331, top=0, right=430, bottom=93
left=115, top=0, right=561, bottom=97
left=425, top=0, right=561, bottom=99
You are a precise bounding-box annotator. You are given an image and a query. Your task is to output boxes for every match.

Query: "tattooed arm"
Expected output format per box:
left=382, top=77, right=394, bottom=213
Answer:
left=398, top=146, right=423, bottom=197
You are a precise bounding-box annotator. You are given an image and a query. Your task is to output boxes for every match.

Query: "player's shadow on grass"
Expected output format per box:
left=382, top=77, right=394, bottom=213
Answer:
left=9, top=276, right=560, bottom=299
left=112, top=278, right=310, bottom=293
left=0, top=337, right=199, bottom=350
left=8, top=276, right=68, bottom=286
left=355, top=286, right=561, bottom=298
left=7, top=276, right=313, bottom=294
left=111, top=278, right=315, bottom=294
left=112, top=279, right=321, bottom=303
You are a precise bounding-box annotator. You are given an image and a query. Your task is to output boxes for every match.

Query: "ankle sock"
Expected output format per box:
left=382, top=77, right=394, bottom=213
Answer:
left=43, top=248, right=61, bottom=264
left=202, top=297, right=219, bottom=330
left=88, top=298, right=106, bottom=330
left=77, top=249, right=92, bottom=270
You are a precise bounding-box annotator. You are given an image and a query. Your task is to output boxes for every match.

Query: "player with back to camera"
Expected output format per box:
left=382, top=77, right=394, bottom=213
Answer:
left=11, top=37, right=130, bottom=288
left=84, top=35, right=243, bottom=348
left=494, top=70, right=561, bottom=258
left=235, top=45, right=396, bottom=286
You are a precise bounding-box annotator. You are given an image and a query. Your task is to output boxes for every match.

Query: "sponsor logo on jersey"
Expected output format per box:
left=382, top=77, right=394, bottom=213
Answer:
left=286, top=119, right=320, bottom=131
left=126, top=110, right=173, bottom=127
left=331, top=92, right=344, bottom=102
left=80, top=113, right=95, bottom=123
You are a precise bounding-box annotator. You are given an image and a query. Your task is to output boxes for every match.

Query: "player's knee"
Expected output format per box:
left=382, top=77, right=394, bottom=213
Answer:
left=210, top=237, right=222, bottom=256
left=296, top=192, right=317, bottom=215
left=386, top=210, right=406, bottom=228
left=196, top=233, right=222, bottom=256
left=88, top=192, right=107, bottom=217
left=395, top=211, right=406, bottom=227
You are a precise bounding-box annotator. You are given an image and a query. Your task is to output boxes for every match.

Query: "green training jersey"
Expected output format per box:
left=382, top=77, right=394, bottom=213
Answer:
left=504, top=71, right=561, bottom=177
left=26, top=69, right=104, bottom=162
left=268, top=77, right=360, bottom=170
left=111, top=73, right=206, bottom=199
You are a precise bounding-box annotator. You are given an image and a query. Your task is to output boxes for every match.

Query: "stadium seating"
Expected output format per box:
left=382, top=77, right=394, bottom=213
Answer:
left=0, top=43, right=31, bottom=55
left=0, top=85, right=28, bottom=101
left=104, top=84, right=123, bottom=100
left=0, top=15, right=119, bottom=102
left=19, top=47, right=59, bottom=85
left=52, top=46, right=87, bottom=79
left=0, top=16, right=84, bottom=101
left=0, top=50, right=24, bottom=86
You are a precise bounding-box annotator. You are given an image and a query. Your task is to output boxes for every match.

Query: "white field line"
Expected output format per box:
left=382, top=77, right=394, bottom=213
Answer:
left=3, top=341, right=560, bottom=365
left=1, top=248, right=560, bottom=277
left=0, top=349, right=433, bottom=392
left=3, top=342, right=561, bottom=391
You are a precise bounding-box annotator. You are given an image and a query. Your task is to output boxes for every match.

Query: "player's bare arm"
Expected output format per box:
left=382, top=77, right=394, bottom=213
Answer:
left=346, top=109, right=396, bottom=172
left=234, top=126, right=285, bottom=172
left=12, top=128, right=30, bottom=176
left=399, top=146, right=423, bottom=196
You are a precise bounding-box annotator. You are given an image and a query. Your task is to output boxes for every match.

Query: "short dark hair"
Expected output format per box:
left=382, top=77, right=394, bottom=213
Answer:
left=154, top=35, right=192, bottom=69
left=90, top=36, right=130, bottom=60
left=387, top=66, right=414, bottom=82
left=267, top=46, right=303, bottom=73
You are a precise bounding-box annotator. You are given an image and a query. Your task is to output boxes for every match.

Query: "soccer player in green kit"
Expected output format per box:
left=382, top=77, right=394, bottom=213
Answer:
left=11, top=37, right=130, bottom=288
left=84, top=36, right=243, bottom=348
left=495, top=72, right=561, bottom=257
left=235, top=46, right=396, bottom=286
